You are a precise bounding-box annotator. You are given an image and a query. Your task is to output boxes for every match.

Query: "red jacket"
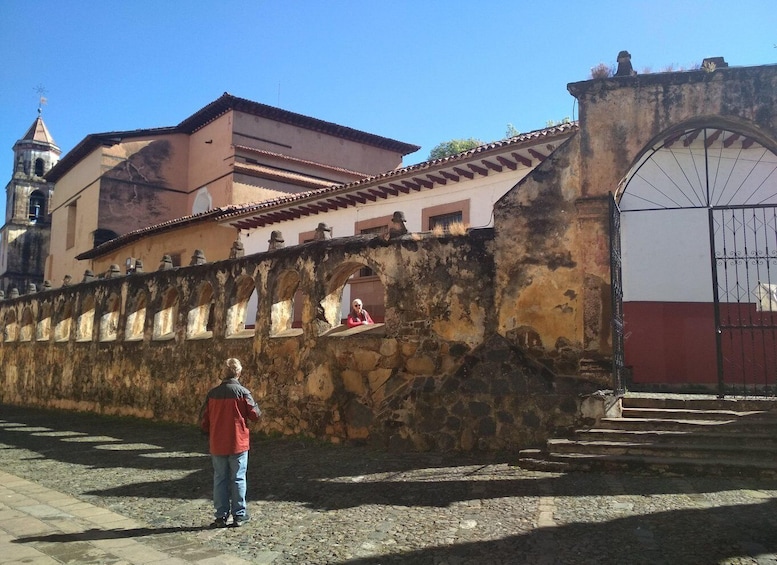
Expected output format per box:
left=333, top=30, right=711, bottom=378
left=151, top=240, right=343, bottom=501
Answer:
left=200, top=378, right=261, bottom=456
left=347, top=309, right=374, bottom=328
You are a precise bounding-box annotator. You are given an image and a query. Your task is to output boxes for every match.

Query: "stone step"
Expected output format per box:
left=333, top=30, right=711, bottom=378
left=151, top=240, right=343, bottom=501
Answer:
left=621, top=407, right=773, bottom=421
left=523, top=394, right=777, bottom=478
left=547, top=438, right=777, bottom=462
left=517, top=450, right=777, bottom=478
left=598, top=416, right=777, bottom=433
left=622, top=395, right=777, bottom=412
left=575, top=427, right=777, bottom=447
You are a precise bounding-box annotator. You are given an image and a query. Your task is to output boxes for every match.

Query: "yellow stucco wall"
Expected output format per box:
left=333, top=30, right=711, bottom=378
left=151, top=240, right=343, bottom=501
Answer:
left=87, top=221, right=239, bottom=277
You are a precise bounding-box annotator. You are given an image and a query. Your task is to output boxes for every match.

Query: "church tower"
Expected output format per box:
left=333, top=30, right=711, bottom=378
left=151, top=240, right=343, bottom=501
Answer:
left=0, top=109, right=61, bottom=294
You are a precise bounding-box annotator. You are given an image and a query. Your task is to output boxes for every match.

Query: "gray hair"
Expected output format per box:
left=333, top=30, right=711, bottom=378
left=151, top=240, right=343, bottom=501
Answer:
left=225, top=358, right=242, bottom=378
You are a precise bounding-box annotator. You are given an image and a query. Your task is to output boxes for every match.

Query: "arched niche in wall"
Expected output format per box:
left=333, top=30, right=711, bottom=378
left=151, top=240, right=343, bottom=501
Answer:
left=226, top=274, right=256, bottom=338
left=186, top=282, right=214, bottom=339
left=324, top=260, right=386, bottom=335
left=153, top=287, right=179, bottom=340
left=271, top=270, right=302, bottom=337
left=36, top=304, right=51, bottom=341
left=54, top=302, right=73, bottom=342
left=99, top=293, right=121, bottom=342
left=19, top=307, right=34, bottom=342
left=4, top=310, right=18, bottom=342
left=76, top=296, right=95, bottom=342
left=125, top=292, right=147, bottom=341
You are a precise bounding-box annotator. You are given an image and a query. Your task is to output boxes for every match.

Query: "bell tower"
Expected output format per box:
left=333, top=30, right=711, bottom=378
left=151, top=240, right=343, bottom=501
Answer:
left=0, top=106, right=61, bottom=294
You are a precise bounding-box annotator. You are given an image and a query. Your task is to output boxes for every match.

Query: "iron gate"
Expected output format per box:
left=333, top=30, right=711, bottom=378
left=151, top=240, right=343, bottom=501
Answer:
left=609, top=193, right=626, bottom=394
left=710, top=204, right=777, bottom=396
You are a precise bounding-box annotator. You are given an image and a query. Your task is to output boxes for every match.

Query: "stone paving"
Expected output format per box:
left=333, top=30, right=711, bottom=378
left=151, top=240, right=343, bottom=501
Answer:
left=1, top=404, right=776, bottom=564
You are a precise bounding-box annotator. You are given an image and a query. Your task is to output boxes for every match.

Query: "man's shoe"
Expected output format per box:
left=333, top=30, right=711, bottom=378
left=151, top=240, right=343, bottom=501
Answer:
left=232, top=515, right=251, bottom=527
left=211, top=516, right=228, bottom=528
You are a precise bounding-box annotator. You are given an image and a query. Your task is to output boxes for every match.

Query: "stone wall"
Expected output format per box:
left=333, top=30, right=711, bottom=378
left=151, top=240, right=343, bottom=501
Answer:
left=493, top=63, right=777, bottom=387
left=0, top=229, right=599, bottom=452
left=6, top=64, right=769, bottom=451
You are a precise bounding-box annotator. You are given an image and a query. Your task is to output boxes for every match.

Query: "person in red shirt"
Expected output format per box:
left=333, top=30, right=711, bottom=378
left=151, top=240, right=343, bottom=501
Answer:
left=200, top=358, right=261, bottom=528
left=346, top=298, right=374, bottom=328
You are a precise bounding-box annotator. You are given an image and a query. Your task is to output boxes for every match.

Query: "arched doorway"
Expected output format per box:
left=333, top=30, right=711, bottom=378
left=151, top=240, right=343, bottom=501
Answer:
left=615, top=126, right=777, bottom=396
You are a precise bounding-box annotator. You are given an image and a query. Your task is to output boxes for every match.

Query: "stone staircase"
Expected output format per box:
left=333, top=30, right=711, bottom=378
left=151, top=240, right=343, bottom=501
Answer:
left=518, top=393, right=777, bottom=477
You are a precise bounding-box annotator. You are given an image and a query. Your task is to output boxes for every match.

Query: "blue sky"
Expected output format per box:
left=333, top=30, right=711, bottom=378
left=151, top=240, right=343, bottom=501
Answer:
left=1, top=0, right=775, bottom=220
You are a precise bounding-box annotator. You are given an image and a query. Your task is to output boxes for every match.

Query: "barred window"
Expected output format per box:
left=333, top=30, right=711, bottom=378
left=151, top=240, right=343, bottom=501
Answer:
left=429, top=211, right=463, bottom=232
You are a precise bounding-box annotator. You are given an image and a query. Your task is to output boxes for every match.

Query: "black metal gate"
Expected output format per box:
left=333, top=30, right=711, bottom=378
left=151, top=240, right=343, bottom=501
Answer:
left=710, top=204, right=777, bottom=396
left=610, top=193, right=626, bottom=394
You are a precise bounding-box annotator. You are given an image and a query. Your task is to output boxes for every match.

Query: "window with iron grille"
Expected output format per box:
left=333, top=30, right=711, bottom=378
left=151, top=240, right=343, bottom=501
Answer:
left=429, top=211, right=463, bottom=232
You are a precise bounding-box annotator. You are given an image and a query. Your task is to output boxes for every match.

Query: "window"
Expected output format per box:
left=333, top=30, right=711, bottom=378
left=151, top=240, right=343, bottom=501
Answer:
left=66, top=201, right=77, bottom=249
left=34, top=158, right=45, bottom=177
left=429, top=211, right=463, bottom=232
left=422, top=200, right=470, bottom=234
left=93, top=228, right=118, bottom=248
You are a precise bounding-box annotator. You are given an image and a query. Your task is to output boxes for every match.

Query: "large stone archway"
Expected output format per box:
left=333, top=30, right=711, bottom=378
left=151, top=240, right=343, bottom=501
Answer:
left=493, top=63, right=777, bottom=391
left=617, top=124, right=777, bottom=392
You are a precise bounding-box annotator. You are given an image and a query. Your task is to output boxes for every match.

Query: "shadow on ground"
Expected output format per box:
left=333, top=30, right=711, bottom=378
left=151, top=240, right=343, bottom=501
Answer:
left=3, top=404, right=777, bottom=564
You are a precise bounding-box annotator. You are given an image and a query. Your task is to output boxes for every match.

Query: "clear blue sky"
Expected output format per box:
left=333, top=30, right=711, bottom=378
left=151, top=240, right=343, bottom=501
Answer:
left=1, top=0, right=775, bottom=219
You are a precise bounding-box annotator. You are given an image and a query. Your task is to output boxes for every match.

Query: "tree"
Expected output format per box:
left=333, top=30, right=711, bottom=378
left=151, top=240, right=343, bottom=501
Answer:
left=546, top=117, right=572, bottom=127
left=428, top=138, right=484, bottom=160
left=505, top=123, right=520, bottom=138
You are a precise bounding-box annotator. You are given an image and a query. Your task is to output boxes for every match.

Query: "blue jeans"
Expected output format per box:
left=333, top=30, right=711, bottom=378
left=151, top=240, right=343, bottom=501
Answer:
left=211, top=451, right=249, bottom=519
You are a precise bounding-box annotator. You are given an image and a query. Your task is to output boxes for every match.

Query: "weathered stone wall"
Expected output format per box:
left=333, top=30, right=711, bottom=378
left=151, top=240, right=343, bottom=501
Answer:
left=493, top=64, right=777, bottom=382
left=0, top=229, right=598, bottom=451
left=6, top=65, right=772, bottom=452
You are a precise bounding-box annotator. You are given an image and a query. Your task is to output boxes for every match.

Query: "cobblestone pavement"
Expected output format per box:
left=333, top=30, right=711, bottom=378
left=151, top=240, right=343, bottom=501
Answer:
left=1, top=404, right=776, bottom=565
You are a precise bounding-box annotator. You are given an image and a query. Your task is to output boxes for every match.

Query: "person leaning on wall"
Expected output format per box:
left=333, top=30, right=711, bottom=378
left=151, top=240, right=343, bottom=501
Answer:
left=199, top=357, right=261, bottom=528
left=346, top=298, right=374, bottom=328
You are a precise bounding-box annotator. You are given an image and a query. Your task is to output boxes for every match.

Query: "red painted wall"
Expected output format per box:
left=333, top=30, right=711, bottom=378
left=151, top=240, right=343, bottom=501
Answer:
left=624, top=302, right=777, bottom=390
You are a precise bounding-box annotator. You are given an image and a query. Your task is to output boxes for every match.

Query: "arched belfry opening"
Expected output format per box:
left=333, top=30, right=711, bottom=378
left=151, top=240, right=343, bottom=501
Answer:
left=614, top=125, right=777, bottom=395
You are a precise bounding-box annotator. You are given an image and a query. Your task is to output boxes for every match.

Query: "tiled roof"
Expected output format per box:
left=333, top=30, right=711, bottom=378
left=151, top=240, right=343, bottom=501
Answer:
left=75, top=122, right=578, bottom=260
left=223, top=122, right=579, bottom=230
left=19, top=116, right=58, bottom=148
left=74, top=207, right=233, bottom=260
left=233, top=144, right=368, bottom=180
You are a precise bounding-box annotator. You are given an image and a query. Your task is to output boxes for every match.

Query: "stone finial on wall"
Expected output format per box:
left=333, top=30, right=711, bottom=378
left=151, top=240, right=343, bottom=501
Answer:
left=268, top=230, right=285, bottom=251
left=62, top=275, right=72, bottom=287
left=702, top=57, right=728, bottom=71
left=82, top=270, right=95, bottom=283
left=42, top=280, right=52, bottom=290
left=314, top=223, right=332, bottom=241
left=0, top=290, right=5, bottom=300
left=106, top=264, right=121, bottom=279
left=26, top=283, right=37, bottom=294
left=133, top=260, right=144, bottom=274
left=190, top=249, right=206, bottom=266
left=230, top=240, right=245, bottom=259
left=389, top=211, right=408, bottom=238
left=9, top=287, right=19, bottom=298
left=615, top=50, right=636, bottom=77
left=159, top=255, right=174, bottom=270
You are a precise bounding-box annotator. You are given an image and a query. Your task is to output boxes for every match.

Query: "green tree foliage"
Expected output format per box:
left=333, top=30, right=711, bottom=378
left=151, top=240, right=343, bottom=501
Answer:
left=546, top=116, right=572, bottom=127
left=428, top=138, right=484, bottom=160
left=505, top=123, right=520, bottom=138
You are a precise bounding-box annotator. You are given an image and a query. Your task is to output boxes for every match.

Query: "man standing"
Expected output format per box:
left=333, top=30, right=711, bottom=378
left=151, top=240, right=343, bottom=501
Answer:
left=200, top=358, right=261, bottom=528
